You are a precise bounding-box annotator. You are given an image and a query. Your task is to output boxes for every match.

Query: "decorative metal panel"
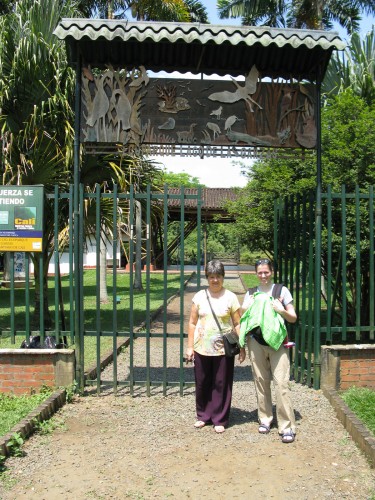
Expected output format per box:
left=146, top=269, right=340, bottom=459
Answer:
left=81, top=66, right=316, bottom=155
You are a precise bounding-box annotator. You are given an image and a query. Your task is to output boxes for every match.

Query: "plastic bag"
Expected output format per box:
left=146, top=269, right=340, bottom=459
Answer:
left=20, top=335, right=58, bottom=349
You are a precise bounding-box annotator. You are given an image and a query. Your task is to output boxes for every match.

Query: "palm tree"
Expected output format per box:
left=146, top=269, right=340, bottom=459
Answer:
left=0, top=0, right=81, bottom=326
left=323, top=28, right=375, bottom=105
left=0, top=0, right=162, bottom=319
left=78, top=0, right=208, bottom=22
left=217, top=0, right=375, bottom=34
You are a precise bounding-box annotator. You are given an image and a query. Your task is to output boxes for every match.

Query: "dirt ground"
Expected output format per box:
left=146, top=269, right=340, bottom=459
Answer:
left=0, top=274, right=375, bottom=499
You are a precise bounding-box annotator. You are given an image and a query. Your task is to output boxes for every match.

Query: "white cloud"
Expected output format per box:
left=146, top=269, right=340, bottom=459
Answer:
left=151, top=155, right=249, bottom=188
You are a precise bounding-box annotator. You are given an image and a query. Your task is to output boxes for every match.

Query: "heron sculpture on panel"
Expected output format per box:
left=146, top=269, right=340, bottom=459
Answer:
left=208, top=65, right=262, bottom=111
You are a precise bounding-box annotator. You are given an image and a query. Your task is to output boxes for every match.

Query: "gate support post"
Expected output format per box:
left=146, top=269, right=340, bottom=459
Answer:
left=73, top=54, right=84, bottom=391
left=313, top=74, right=322, bottom=389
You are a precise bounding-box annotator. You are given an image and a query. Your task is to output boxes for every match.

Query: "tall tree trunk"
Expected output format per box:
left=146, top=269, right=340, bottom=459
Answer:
left=107, top=0, right=114, bottom=19
left=315, top=0, right=324, bottom=29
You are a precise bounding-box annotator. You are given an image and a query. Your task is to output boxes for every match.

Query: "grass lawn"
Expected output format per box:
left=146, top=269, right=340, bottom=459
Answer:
left=239, top=273, right=259, bottom=289
left=0, top=270, right=192, bottom=369
left=341, top=386, right=375, bottom=436
left=0, top=389, right=52, bottom=438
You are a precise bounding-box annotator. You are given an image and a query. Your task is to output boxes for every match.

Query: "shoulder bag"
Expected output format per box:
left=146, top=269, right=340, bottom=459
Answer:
left=205, top=289, right=240, bottom=357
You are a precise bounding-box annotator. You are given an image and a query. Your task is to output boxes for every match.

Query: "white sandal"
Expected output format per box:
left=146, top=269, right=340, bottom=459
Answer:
left=281, top=429, right=295, bottom=443
left=194, top=420, right=206, bottom=429
left=214, top=425, right=225, bottom=433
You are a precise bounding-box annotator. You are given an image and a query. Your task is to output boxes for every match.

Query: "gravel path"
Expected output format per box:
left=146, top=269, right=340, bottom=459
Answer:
left=0, top=272, right=374, bottom=499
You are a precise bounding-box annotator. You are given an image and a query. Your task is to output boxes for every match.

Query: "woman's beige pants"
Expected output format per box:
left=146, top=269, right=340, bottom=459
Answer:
left=247, top=336, right=296, bottom=434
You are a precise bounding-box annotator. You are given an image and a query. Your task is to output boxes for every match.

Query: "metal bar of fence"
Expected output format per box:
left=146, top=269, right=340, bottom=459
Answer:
left=278, top=199, right=284, bottom=284
left=289, top=195, right=296, bottom=367
left=95, top=184, right=101, bottom=395
left=306, top=192, right=314, bottom=385
left=355, top=185, right=361, bottom=341
left=284, top=196, right=289, bottom=288
left=341, top=185, right=347, bottom=341
left=96, top=380, right=191, bottom=388
left=369, top=186, right=375, bottom=340
left=163, top=186, right=169, bottom=396
left=197, top=185, right=202, bottom=289
left=69, top=185, right=75, bottom=345
left=54, top=186, right=60, bottom=344
left=39, top=252, right=44, bottom=342
left=144, top=188, right=151, bottom=397
left=293, top=195, right=301, bottom=380
left=129, top=185, right=135, bottom=396
left=273, top=198, right=279, bottom=283
left=73, top=55, right=82, bottom=389
left=314, top=182, right=322, bottom=389
left=9, top=253, right=15, bottom=343
left=179, top=187, right=185, bottom=396
left=25, top=253, right=30, bottom=341
left=112, top=185, right=118, bottom=395
left=289, top=195, right=295, bottom=303
left=320, top=325, right=375, bottom=333
left=331, top=246, right=342, bottom=331
left=78, top=184, right=85, bottom=382
left=326, top=186, right=332, bottom=343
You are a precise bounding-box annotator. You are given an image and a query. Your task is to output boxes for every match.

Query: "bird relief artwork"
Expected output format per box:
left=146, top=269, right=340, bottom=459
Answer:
left=81, top=64, right=149, bottom=145
left=81, top=64, right=317, bottom=151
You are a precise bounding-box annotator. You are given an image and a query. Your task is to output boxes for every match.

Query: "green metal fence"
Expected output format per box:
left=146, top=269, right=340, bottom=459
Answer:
left=275, top=185, right=375, bottom=388
left=0, top=185, right=202, bottom=395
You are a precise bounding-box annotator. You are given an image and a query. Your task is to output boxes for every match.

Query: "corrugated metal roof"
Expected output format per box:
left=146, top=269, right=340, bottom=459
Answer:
left=166, top=188, right=238, bottom=222
left=167, top=187, right=237, bottom=209
left=54, top=19, right=345, bottom=81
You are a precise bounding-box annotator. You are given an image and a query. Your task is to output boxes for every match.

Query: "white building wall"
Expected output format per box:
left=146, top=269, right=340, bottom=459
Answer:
left=29, top=238, right=121, bottom=275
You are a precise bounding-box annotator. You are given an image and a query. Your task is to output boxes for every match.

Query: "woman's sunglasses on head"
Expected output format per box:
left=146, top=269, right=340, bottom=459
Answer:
left=255, top=258, right=271, bottom=266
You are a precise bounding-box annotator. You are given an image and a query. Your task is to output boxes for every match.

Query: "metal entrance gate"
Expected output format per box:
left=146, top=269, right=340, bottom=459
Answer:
left=274, top=186, right=375, bottom=389
left=1, top=185, right=202, bottom=395
left=80, top=185, right=203, bottom=395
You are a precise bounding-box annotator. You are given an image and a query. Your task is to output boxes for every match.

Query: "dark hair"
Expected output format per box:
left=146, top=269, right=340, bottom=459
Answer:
left=255, top=258, right=273, bottom=271
left=205, top=259, right=225, bottom=278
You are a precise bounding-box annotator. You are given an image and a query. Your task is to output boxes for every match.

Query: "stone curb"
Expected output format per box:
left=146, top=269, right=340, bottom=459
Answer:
left=0, top=388, right=66, bottom=458
left=323, top=386, right=375, bottom=468
left=84, top=272, right=196, bottom=382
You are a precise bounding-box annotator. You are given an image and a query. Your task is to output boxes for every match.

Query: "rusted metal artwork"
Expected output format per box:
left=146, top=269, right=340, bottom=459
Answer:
left=81, top=65, right=316, bottom=154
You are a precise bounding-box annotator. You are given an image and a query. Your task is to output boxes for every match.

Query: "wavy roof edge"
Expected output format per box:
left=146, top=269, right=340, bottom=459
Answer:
left=54, top=19, right=346, bottom=80
left=54, top=18, right=346, bottom=51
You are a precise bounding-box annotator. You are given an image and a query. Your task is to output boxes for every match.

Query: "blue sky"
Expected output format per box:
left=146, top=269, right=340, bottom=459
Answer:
left=157, top=4, right=374, bottom=188
left=205, top=2, right=374, bottom=40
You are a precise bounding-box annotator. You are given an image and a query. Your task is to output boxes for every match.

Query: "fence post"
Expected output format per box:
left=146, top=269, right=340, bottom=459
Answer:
left=73, top=54, right=84, bottom=391
left=313, top=76, right=322, bottom=389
